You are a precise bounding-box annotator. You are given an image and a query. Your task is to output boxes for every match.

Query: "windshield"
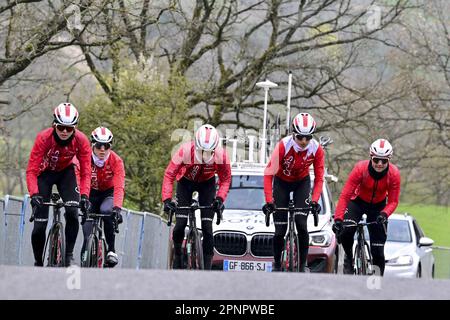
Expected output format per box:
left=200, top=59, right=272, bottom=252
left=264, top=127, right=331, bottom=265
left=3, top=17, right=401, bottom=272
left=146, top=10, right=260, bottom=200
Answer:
left=224, top=175, right=325, bottom=212
left=387, top=219, right=412, bottom=243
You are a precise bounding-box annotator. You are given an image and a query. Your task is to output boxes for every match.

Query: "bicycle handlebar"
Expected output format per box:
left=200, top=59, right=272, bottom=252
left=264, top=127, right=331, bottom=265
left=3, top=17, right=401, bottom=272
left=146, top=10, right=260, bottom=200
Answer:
left=166, top=204, right=223, bottom=226
left=264, top=206, right=318, bottom=227
left=29, top=201, right=81, bottom=222
left=342, top=220, right=387, bottom=236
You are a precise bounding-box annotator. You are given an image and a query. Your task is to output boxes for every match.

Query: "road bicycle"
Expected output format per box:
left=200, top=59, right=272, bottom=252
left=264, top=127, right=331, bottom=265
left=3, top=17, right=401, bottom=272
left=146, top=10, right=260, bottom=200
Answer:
left=265, top=200, right=316, bottom=272
left=30, top=193, right=80, bottom=267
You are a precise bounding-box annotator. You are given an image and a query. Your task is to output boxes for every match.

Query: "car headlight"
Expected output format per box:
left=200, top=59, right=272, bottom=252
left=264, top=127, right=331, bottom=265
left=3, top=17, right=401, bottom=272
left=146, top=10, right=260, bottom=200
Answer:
left=309, top=231, right=332, bottom=247
left=386, top=255, right=413, bottom=266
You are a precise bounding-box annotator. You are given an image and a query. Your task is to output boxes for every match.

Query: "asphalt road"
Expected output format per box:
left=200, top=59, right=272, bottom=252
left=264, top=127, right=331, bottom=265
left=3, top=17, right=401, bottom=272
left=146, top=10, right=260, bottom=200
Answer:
left=0, top=265, right=449, bottom=300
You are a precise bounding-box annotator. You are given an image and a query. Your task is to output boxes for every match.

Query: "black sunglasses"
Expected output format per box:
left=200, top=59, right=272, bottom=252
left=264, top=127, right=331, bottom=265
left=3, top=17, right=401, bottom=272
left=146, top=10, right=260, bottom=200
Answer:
left=294, top=134, right=313, bottom=141
left=371, top=157, right=389, bottom=164
left=93, top=142, right=111, bottom=150
left=55, top=124, right=75, bottom=133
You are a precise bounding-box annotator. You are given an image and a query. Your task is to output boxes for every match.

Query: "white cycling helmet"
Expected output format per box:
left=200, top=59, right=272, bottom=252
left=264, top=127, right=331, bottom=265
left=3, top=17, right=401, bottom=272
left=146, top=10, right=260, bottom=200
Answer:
left=53, top=103, right=79, bottom=126
left=370, top=139, right=393, bottom=159
left=195, top=124, right=219, bottom=151
left=292, top=113, right=316, bottom=135
left=91, top=127, right=113, bottom=144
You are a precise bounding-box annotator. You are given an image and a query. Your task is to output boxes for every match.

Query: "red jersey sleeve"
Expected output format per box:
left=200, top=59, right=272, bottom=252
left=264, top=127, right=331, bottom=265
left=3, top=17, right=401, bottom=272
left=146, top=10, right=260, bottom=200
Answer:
left=26, top=131, right=48, bottom=196
left=76, top=132, right=92, bottom=196
left=264, top=141, right=284, bottom=203
left=112, top=154, right=126, bottom=208
left=216, top=150, right=231, bottom=201
left=311, top=146, right=325, bottom=203
left=161, top=144, right=185, bottom=202
left=383, top=166, right=401, bottom=216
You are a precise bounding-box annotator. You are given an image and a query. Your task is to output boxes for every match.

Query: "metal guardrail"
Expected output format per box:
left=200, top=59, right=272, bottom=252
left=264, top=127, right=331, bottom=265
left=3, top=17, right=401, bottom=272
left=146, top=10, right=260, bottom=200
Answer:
left=0, top=195, right=171, bottom=269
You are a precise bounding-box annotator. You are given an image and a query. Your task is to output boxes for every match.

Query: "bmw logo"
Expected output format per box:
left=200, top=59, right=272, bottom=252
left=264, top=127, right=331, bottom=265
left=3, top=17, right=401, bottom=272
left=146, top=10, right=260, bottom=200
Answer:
left=246, top=226, right=254, bottom=230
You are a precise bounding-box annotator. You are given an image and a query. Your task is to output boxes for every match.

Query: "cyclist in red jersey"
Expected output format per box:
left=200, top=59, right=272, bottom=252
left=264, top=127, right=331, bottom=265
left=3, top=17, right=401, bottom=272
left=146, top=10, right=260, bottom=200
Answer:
left=263, top=113, right=325, bottom=272
left=162, top=124, right=231, bottom=270
left=26, top=103, right=91, bottom=267
left=332, top=139, right=401, bottom=275
left=80, top=127, right=125, bottom=268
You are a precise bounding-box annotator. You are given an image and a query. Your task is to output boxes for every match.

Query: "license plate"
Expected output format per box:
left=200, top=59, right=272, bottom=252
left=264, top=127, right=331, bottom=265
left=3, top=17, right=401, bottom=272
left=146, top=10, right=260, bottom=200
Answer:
left=223, top=260, right=272, bottom=272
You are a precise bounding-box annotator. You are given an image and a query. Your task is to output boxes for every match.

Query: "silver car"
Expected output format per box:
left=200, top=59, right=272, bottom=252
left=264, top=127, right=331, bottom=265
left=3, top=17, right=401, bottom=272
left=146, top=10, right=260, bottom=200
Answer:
left=384, top=213, right=435, bottom=279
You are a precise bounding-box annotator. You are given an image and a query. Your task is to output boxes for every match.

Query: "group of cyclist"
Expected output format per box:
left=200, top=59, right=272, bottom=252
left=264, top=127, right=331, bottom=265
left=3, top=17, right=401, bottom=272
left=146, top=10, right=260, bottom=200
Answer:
left=26, top=103, right=125, bottom=268
left=26, top=102, right=400, bottom=275
left=161, top=113, right=400, bottom=275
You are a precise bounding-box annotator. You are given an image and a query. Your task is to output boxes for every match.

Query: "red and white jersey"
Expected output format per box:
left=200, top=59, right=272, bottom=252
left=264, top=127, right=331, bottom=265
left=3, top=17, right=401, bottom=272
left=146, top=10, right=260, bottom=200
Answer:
left=334, top=160, right=401, bottom=220
left=161, top=141, right=231, bottom=202
left=26, top=128, right=91, bottom=196
left=90, top=151, right=125, bottom=208
left=264, top=136, right=325, bottom=203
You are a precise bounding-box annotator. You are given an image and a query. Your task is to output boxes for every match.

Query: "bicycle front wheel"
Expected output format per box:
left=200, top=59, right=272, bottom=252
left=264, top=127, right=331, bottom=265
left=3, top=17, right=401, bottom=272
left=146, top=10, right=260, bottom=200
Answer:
left=288, top=233, right=300, bottom=272
left=82, top=235, right=98, bottom=268
left=186, top=231, right=204, bottom=270
left=47, top=222, right=65, bottom=267
left=354, top=242, right=368, bottom=275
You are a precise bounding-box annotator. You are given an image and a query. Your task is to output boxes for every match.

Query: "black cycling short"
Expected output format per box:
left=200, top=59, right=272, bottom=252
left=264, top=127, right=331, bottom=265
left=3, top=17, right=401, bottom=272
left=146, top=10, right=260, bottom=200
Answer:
left=172, top=177, right=216, bottom=257
left=272, top=175, right=311, bottom=268
left=31, top=165, right=80, bottom=264
left=339, top=197, right=388, bottom=275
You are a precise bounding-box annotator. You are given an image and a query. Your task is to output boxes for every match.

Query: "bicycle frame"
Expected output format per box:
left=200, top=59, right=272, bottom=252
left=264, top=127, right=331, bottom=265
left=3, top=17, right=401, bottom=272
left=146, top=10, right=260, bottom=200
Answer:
left=174, top=200, right=213, bottom=270
left=343, top=218, right=378, bottom=275
left=31, top=193, right=80, bottom=267
left=275, top=201, right=312, bottom=272
left=81, top=213, right=110, bottom=268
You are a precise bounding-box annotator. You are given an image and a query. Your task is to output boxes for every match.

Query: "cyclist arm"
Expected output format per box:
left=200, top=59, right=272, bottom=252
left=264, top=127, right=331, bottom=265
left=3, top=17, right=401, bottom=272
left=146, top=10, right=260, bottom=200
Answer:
left=215, top=150, right=231, bottom=201
left=26, top=132, right=47, bottom=196
left=77, top=133, right=92, bottom=196
left=382, top=167, right=401, bottom=216
left=334, top=163, right=364, bottom=221
left=161, top=144, right=185, bottom=202
left=311, top=146, right=325, bottom=203
left=264, top=142, right=284, bottom=203
left=112, top=155, right=126, bottom=208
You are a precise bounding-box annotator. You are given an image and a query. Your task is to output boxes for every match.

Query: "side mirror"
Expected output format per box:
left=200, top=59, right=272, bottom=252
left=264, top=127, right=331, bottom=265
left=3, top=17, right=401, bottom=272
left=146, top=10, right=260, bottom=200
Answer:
left=419, top=237, right=434, bottom=247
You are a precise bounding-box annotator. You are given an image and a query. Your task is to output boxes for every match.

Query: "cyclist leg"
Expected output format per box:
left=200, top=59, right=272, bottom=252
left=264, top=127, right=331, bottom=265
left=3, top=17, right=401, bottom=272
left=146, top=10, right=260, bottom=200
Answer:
left=340, top=200, right=364, bottom=273
left=272, top=177, right=290, bottom=271
left=198, top=177, right=216, bottom=270
left=172, top=177, right=193, bottom=269
left=56, top=165, right=80, bottom=266
left=293, top=176, right=311, bottom=272
left=367, top=202, right=388, bottom=276
left=99, top=194, right=118, bottom=267
left=31, top=171, right=55, bottom=266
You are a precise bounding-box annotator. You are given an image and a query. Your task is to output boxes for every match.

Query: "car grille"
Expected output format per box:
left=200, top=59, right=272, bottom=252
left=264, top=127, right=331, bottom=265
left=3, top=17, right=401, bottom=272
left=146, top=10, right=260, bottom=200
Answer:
left=250, top=234, right=273, bottom=257
left=214, top=233, right=247, bottom=256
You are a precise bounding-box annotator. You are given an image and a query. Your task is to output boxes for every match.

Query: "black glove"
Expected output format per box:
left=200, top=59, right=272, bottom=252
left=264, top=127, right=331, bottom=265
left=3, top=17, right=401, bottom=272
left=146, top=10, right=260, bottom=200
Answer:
left=212, top=197, right=224, bottom=213
left=332, top=220, right=344, bottom=235
left=163, top=199, right=177, bottom=213
left=30, top=194, right=43, bottom=209
left=112, top=206, right=123, bottom=224
left=262, top=202, right=276, bottom=216
left=79, top=194, right=91, bottom=214
left=376, top=212, right=388, bottom=225
left=310, top=201, right=321, bottom=214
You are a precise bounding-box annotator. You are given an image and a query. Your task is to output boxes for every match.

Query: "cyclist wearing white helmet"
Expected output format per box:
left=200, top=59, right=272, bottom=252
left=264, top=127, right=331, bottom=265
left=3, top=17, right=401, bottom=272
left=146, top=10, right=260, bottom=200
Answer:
left=263, top=112, right=325, bottom=272
left=332, top=138, right=401, bottom=275
left=161, top=124, right=231, bottom=270
left=26, top=103, right=92, bottom=267
left=79, top=127, right=125, bottom=268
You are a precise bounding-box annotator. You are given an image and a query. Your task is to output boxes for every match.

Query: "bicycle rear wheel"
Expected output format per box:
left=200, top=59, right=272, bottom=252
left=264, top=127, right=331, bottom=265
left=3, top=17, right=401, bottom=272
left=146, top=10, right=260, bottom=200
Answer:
left=47, top=222, right=65, bottom=267
left=82, top=235, right=98, bottom=268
